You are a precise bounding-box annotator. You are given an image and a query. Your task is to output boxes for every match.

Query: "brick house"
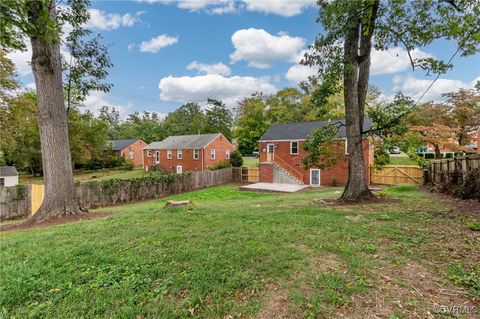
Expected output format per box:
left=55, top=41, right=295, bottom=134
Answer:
left=258, top=120, right=374, bottom=186
left=106, top=139, right=147, bottom=167
left=143, top=133, right=235, bottom=173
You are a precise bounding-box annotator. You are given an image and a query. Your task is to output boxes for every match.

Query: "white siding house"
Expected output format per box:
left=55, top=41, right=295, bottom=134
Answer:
left=0, top=166, right=19, bottom=187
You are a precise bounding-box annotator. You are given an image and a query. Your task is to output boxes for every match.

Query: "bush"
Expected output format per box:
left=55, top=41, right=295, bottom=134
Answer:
left=209, top=160, right=231, bottom=171
left=424, top=153, right=435, bottom=159
left=84, top=155, right=129, bottom=171
left=445, top=153, right=453, bottom=158
left=460, top=168, right=480, bottom=200
left=229, top=150, right=244, bottom=167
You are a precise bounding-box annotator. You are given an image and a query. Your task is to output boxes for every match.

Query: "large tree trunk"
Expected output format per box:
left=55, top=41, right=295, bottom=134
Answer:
left=28, top=1, right=85, bottom=220
left=339, top=1, right=379, bottom=202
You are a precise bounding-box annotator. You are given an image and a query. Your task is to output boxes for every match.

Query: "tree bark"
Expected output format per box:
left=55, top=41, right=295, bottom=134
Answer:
left=28, top=1, right=85, bottom=220
left=339, top=1, right=380, bottom=202
left=434, top=144, right=442, bottom=159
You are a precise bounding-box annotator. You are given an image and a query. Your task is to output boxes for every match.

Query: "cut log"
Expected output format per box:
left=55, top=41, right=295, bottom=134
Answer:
left=164, top=200, right=194, bottom=208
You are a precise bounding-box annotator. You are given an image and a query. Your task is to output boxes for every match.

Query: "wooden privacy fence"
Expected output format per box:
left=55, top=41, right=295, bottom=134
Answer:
left=371, top=165, right=423, bottom=185
left=428, top=154, right=480, bottom=185
left=0, top=168, right=232, bottom=221
left=232, top=167, right=259, bottom=183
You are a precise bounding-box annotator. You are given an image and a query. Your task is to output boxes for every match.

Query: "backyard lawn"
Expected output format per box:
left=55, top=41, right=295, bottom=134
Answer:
left=1, top=185, right=478, bottom=318
left=388, top=153, right=419, bottom=166
left=242, top=156, right=259, bottom=168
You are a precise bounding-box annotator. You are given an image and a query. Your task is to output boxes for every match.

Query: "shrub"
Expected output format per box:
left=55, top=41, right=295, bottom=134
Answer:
left=424, top=153, right=435, bottom=159
left=230, top=150, right=244, bottom=167
left=460, top=168, right=480, bottom=200
left=467, top=220, right=480, bottom=231
left=332, top=176, right=337, bottom=187
left=209, top=160, right=231, bottom=171
left=445, top=153, right=453, bottom=158
left=85, top=155, right=129, bottom=171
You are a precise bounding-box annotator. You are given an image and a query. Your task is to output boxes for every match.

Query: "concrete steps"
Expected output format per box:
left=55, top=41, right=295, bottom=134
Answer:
left=273, top=163, right=304, bottom=185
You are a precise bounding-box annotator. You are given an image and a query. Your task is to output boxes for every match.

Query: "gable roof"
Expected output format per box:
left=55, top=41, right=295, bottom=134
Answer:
left=106, top=139, right=140, bottom=151
left=260, top=119, right=373, bottom=141
left=145, top=133, right=224, bottom=150
left=0, top=166, right=18, bottom=177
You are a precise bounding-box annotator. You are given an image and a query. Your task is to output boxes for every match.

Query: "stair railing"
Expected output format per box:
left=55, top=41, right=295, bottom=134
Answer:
left=273, top=153, right=304, bottom=183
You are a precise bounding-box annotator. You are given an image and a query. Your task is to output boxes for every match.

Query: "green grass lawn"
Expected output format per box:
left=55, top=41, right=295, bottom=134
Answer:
left=242, top=156, right=259, bottom=167
left=388, top=154, right=419, bottom=166
left=1, top=185, right=478, bottom=318
left=20, top=168, right=148, bottom=184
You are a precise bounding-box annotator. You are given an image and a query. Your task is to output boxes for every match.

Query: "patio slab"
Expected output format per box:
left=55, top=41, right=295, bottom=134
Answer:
left=239, top=182, right=308, bottom=193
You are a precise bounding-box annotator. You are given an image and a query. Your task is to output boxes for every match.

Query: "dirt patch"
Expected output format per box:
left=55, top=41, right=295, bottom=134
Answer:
left=421, top=186, right=480, bottom=215
left=258, top=284, right=301, bottom=319
left=313, top=197, right=402, bottom=206
left=338, top=261, right=478, bottom=319
left=0, top=212, right=113, bottom=233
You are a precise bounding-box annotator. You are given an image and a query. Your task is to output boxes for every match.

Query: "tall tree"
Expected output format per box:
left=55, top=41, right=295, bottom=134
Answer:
left=116, top=111, right=163, bottom=143
left=163, top=102, right=206, bottom=136
left=98, top=105, right=120, bottom=139
left=305, top=0, right=480, bottom=202
left=0, top=0, right=93, bottom=219
left=204, top=98, right=234, bottom=140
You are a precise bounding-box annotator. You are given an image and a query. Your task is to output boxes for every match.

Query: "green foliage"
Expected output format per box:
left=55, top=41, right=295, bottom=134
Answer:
left=302, top=124, right=343, bottom=169
left=14, top=185, right=27, bottom=200
left=116, top=111, right=164, bottom=144
left=229, top=150, right=243, bottom=167
left=373, top=144, right=390, bottom=169
left=466, top=220, right=480, bottom=231
left=162, top=102, right=209, bottom=137
left=204, top=99, right=234, bottom=141
left=84, top=155, right=128, bottom=171
left=447, top=264, right=480, bottom=298
left=208, top=160, right=231, bottom=171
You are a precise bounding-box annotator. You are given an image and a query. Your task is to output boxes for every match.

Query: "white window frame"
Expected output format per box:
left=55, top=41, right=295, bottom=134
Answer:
left=225, top=149, right=230, bottom=159
left=310, top=169, right=321, bottom=186
left=290, top=141, right=299, bottom=155
left=167, top=150, right=173, bottom=159
left=177, top=149, right=183, bottom=159
left=155, top=151, right=160, bottom=164
left=210, top=148, right=216, bottom=160
left=176, top=165, right=182, bottom=174
left=146, top=150, right=152, bottom=157
left=267, top=143, right=275, bottom=153
left=129, top=151, right=135, bottom=159
left=193, top=149, right=199, bottom=160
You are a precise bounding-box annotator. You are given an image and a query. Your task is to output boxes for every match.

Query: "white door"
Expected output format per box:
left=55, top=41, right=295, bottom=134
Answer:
left=267, top=143, right=275, bottom=162
left=310, top=169, right=320, bottom=186
left=176, top=165, right=182, bottom=174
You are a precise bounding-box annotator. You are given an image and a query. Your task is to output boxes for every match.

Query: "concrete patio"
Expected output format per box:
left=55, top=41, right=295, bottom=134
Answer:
left=239, top=182, right=308, bottom=193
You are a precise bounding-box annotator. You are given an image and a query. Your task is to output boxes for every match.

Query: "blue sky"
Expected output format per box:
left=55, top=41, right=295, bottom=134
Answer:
left=9, top=0, right=480, bottom=119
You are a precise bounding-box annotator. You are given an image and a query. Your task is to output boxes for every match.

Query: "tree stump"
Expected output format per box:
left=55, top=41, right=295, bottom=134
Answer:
left=164, top=200, right=194, bottom=208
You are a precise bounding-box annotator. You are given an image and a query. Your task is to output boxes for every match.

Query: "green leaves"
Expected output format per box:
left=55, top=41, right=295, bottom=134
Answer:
left=302, top=123, right=343, bottom=169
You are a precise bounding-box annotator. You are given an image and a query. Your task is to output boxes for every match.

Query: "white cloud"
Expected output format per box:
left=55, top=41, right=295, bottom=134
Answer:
left=158, top=74, right=277, bottom=107
left=392, top=75, right=479, bottom=103
left=230, top=28, right=305, bottom=68
left=87, top=9, right=143, bottom=31
left=84, top=91, right=132, bottom=120
left=138, top=0, right=313, bottom=16
left=139, top=34, right=178, bottom=53
left=186, top=61, right=231, bottom=76
left=371, top=47, right=433, bottom=76
left=7, top=45, right=32, bottom=77
left=243, top=0, right=315, bottom=17
left=285, top=64, right=317, bottom=83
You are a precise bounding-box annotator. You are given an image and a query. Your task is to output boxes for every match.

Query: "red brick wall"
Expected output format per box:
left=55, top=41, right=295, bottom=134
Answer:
left=143, top=135, right=235, bottom=172
left=120, top=140, right=148, bottom=167
left=258, top=139, right=371, bottom=186
left=259, top=163, right=273, bottom=183
left=478, top=128, right=480, bottom=154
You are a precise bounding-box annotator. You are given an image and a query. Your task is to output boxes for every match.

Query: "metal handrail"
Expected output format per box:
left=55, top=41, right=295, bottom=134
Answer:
left=273, top=153, right=303, bottom=182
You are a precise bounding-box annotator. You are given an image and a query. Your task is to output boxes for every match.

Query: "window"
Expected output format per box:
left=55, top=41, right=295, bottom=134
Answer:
left=225, top=149, right=230, bottom=159
left=167, top=150, right=172, bottom=159
left=267, top=143, right=275, bottom=153
left=155, top=151, right=160, bottom=164
left=193, top=149, right=199, bottom=160
left=146, top=150, right=152, bottom=157
left=177, top=149, right=183, bottom=159
left=290, top=141, right=299, bottom=154
left=210, top=148, right=215, bottom=160
left=129, top=151, right=135, bottom=159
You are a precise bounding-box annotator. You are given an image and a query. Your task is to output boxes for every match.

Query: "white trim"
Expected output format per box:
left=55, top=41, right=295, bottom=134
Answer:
left=167, top=149, right=172, bottom=159
left=267, top=143, right=275, bottom=153
left=146, top=150, right=152, bottom=157
left=290, top=141, right=299, bottom=155
left=210, top=148, right=216, bottom=160
left=193, top=149, right=199, bottom=160
left=310, top=169, right=321, bottom=186
left=155, top=151, right=160, bottom=164
left=177, top=149, right=183, bottom=159
left=176, top=165, right=182, bottom=174
left=261, top=139, right=306, bottom=143
left=203, top=133, right=235, bottom=149
left=225, top=149, right=230, bottom=159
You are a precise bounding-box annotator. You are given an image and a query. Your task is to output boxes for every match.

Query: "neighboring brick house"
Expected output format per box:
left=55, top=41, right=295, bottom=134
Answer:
left=258, top=120, right=374, bottom=186
left=143, top=133, right=235, bottom=173
left=106, top=139, right=147, bottom=167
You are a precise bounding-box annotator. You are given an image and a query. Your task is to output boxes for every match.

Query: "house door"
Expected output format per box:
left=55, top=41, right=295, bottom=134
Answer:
left=310, top=169, right=320, bottom=186
left=176, top=165, right=182, bottom=174
left=267, top=143, right=275, bottom=162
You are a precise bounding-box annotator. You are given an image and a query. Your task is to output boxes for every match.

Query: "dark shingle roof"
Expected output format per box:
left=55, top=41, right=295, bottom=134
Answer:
left=0, top=166, right=18, bottom=176
left=106, top=139, right=140, bottom=151
left=145, top=133, right=223, bottom=150
left=260, top=119, right=372, bottom=141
